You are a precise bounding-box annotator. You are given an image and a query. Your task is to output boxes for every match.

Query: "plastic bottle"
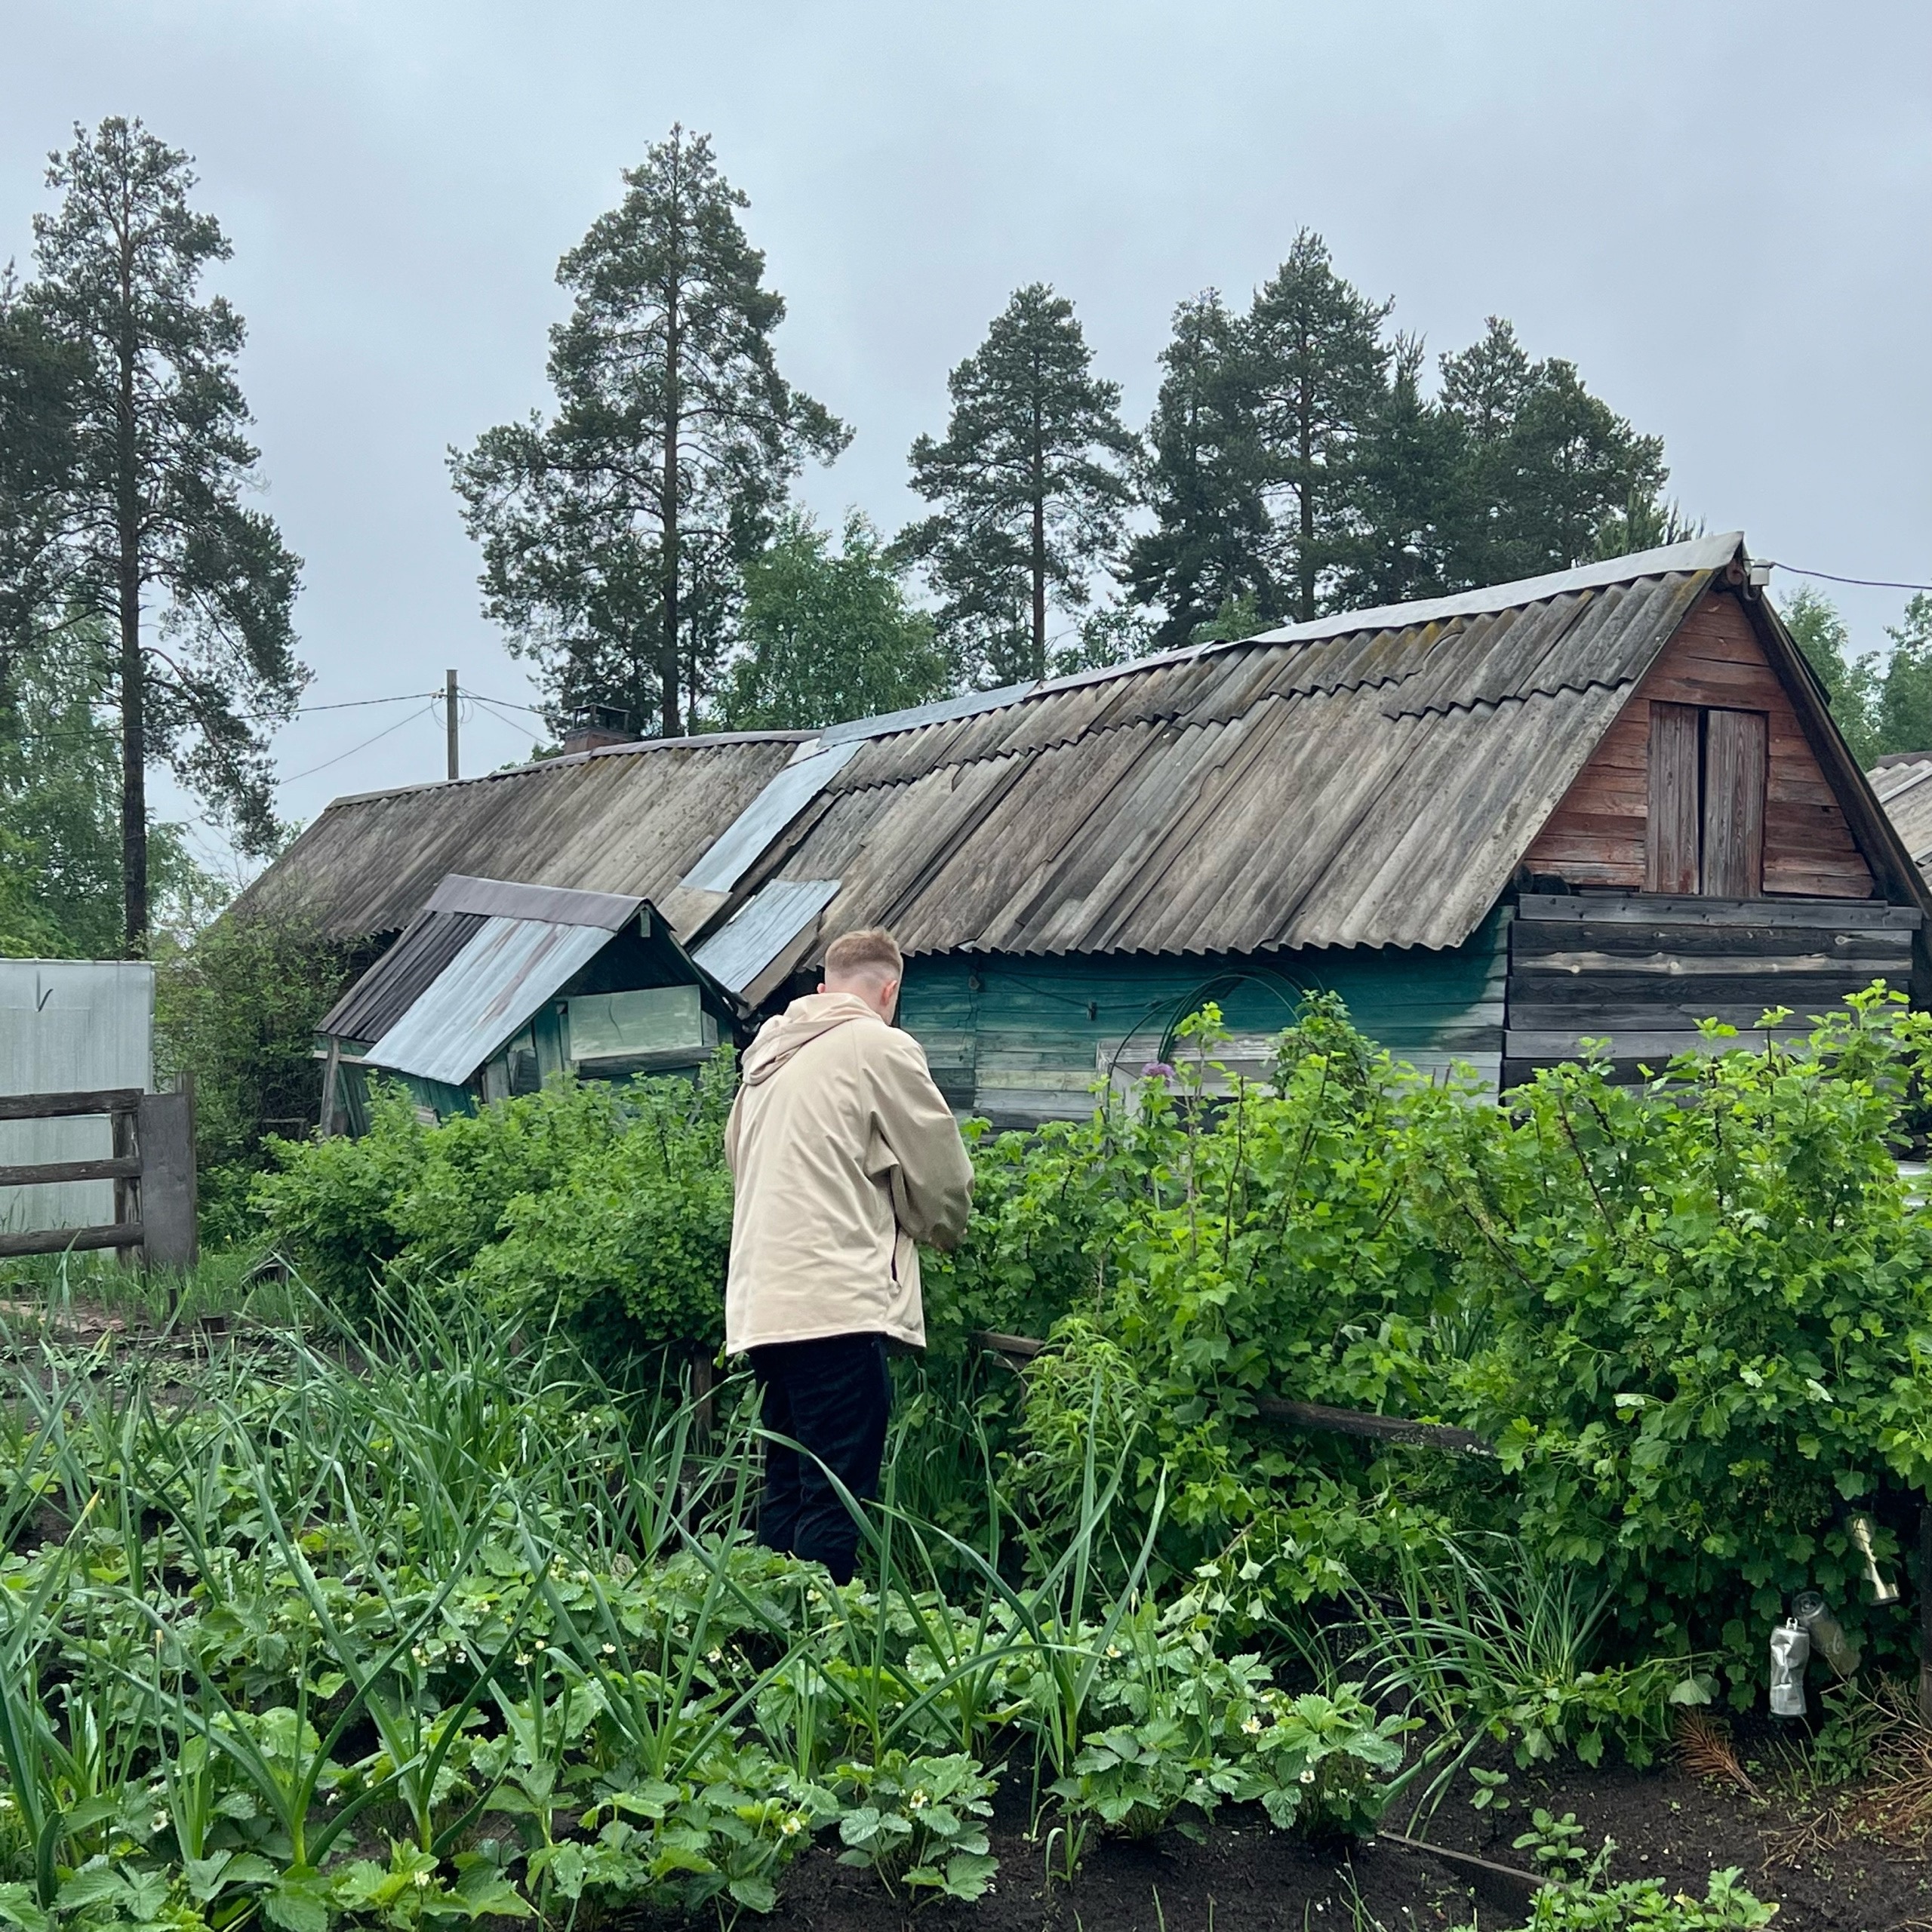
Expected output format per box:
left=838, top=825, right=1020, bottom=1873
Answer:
left=1768, top=1620, right=1810, bottom=1716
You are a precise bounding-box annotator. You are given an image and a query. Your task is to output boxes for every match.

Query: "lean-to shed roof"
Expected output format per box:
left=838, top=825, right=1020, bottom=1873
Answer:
left=237, top=732, right=808, bottom=940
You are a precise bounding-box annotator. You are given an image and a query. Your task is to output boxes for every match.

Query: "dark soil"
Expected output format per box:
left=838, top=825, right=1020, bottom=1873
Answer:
left=764, top=1745, right=1932, bottom=1932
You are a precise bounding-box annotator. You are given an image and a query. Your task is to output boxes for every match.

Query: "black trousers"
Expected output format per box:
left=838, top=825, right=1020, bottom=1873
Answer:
left=749, top=1333, right=891, bottom=1586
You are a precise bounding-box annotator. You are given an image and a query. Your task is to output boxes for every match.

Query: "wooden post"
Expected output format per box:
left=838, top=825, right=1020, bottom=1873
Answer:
left=445, top=669, right=459, bottom=782
left=318, top=1038, right=342, bottom=1138
left=137, top=1091, right=197, bottom=1273
left=691, top=1348, right=715, bottom=1454
left=1919, top=1504, right=1932, bottom=1722
left=111, top=1103, right=139, bottom=1270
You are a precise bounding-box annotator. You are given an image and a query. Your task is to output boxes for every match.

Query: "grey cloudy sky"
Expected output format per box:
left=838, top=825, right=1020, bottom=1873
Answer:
left=2, top=1, right=1927, bottom=865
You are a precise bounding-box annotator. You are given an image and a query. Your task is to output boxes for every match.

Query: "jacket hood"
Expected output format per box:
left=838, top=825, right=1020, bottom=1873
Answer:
left=740, top=991, right=880, bottom=1085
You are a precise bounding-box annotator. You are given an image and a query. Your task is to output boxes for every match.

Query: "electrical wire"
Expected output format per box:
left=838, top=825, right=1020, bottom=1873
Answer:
left=468, top=694, right=545, bottom=742
left=277, top=703, right=433, bottom=785
left=1770, top=563, right=1932, bottom=593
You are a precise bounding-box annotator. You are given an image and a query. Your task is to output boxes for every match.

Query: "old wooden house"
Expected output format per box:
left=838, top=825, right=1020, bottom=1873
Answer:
left=244, top=532, right=1927, bottom=1124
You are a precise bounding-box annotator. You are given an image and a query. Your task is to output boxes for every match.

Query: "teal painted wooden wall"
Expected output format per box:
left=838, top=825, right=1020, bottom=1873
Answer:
left=897, top=905, right=1511, bottom=1123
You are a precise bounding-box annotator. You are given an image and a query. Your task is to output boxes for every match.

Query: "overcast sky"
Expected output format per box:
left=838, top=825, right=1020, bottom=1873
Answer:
left=3, top=1, right=1928, bottom=873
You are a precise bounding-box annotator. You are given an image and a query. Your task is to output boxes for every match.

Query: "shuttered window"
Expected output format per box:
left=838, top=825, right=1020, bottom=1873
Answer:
left=1645, top=702, right=1767, bottom=896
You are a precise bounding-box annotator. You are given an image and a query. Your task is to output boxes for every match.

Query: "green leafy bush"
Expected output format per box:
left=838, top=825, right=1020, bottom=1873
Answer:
left=251, top=1060, right=735, bottom=1353
left=1438, top=989, right=1932, bottom=1688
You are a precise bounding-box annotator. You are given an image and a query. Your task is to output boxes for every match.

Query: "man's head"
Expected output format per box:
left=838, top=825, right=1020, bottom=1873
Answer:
left=820, top=928, right=903, bottom=1023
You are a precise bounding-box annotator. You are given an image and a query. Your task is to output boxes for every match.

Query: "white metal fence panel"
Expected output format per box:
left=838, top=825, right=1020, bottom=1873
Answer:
left=0, top=961, right=155, bottom=1232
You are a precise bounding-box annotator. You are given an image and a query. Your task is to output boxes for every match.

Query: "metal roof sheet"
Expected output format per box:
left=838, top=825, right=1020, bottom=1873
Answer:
left=681, top=740, right=861, bottom=893
left=692, top=878, right=841, bottom=995
left=364, top=915, right=612, bottom=1088
left=319, top=909, right=486, bottom=1043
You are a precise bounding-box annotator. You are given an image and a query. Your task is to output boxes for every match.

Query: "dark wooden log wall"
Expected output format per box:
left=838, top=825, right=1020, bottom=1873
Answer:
left=1523, top=589, right=1875, bottom=900
left=1503, top=894, right=1920, bottom=1086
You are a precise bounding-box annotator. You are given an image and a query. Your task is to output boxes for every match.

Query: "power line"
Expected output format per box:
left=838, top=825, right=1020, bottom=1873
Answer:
left=1770, top=562, right=1932, bottom=593
left=278, top=704, right=433, bottom=785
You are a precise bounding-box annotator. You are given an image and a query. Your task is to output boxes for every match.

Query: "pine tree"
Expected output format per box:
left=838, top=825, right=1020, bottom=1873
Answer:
left=718, top=512, right=949, bottom=730
left=452, top=126, right=848, bottom=739
left=1239, top=232, right=1392, bottom=622
left=1127, top=292, right=1271, bottom=648
left=1342, top=334, right=1465, bottom=608
left=5, top=118, right=305, bottom=955
left=900, top=284, right=1137, bottom=685
left=1439, top=318, right=1666, bottom=583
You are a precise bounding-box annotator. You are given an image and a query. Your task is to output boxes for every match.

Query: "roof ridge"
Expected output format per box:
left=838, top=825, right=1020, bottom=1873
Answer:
left=318, top=729, right=812, bottom=810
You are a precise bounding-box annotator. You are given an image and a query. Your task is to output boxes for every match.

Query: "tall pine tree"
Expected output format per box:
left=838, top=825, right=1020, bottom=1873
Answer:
left=1126, top=292, right=1271, bottom=648
left=1241, top=232, right=1392, bottom=622
left=452, top=126, right=848, bottom=739
left=1438, top=318, right=1666, bottom=583
left=899, top=284, right=1137, bottom=685
left=5, top=118, right=305, bottom=955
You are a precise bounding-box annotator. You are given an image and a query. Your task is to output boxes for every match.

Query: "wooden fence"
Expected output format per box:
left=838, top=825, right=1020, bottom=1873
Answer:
left=0, top=1086, right=197, bottom=1269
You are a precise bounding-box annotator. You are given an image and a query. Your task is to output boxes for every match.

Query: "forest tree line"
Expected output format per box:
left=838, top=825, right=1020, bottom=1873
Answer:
left=0, top=117, right=1924, bottom=964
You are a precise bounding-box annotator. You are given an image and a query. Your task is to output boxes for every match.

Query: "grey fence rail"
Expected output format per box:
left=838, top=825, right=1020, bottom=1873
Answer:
left=0, top=1086, right=197, bottom=1269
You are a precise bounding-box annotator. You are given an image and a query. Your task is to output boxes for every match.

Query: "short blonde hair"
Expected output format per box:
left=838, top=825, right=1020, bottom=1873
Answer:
left=823, top=928, right=903, bottom=980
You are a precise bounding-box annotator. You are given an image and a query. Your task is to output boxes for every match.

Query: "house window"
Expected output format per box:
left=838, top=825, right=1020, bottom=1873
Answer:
left=1646, top=702, right=1767, bottom=896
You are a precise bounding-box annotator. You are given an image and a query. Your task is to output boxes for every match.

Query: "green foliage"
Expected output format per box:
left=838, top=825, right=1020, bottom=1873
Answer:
left=898, top=282, right=1138, bottom=686
left=11, top=115, right=306, bottom=945
left=1486, top=1814, right=1776, bottom=1932
left=156, top=908, right=363, bottom=1244
left=0, top=633, right=220, bottom=958
left=1440, top=990, right=1932, bottom=1688
left=718, top=509, right=949, bottom=730
left=833, top=1752, right=996, bottom=1901
left=251, top=1063, right=735, bottom=1353
left=1130, top=240, right=1672, bottom=637
left=451, top=125, right=848, bottom=740
left=1353, top=1535, right=1714, bottom=1777
left=1777, top=585, right=1932, bottom=768
left=1780, top=586, right=1880, bottom=767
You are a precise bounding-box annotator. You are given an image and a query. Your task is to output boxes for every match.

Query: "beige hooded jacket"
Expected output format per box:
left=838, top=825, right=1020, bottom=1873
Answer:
left=723, top=992, right=974, bottom=1354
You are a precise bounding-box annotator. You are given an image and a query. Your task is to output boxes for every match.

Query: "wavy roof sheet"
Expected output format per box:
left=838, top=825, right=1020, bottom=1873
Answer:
left=1870, top=754, right=1932, bottom=870
left=721, top=537, right=1746, bottom=958
left=238, top=733, right=807, bottom=940
left=249, top=533, right=1845, bottom=970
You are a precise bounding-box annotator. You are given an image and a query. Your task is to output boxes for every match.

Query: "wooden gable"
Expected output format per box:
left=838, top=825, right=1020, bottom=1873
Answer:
left=1521, top=589, right=1875, bottom=900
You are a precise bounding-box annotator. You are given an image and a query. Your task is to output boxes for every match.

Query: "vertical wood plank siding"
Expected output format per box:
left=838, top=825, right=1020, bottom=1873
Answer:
left=897, top=908, right=1512, bottom=1126
left=1702, top=709, right=1767, bottom=896
left=1525, top=589, right=1875, bottom=899
left=1646, top=703, right=1702, bottom=892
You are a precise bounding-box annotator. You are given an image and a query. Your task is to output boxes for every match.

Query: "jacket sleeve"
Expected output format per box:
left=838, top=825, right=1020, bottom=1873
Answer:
left=868, top=1031, right=974, bottom=1251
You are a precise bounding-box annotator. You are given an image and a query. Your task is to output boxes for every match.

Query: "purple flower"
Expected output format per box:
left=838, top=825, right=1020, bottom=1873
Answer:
left=1141, top=1060, right=1177, bottom=1081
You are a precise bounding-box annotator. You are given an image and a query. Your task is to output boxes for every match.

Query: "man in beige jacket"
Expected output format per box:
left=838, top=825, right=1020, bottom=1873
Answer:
left=724, top=928, right=974, bottom=1583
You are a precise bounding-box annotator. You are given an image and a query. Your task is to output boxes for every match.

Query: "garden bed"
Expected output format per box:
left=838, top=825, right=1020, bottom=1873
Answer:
left=767, top=1752, right=1929, bottom=1932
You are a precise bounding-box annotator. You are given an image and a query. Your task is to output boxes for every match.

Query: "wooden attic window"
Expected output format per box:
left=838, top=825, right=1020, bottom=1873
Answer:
left=1646, top=701, right=1767, bottom=895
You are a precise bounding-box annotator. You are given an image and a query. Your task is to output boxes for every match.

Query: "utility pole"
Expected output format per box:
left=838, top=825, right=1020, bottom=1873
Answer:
left=445, top=669, right=459, bottom=781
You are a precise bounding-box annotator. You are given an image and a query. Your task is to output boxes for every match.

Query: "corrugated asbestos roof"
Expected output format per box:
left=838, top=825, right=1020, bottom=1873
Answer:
left=695, top=534, right=1746, bottom=968
left=238, top=733, right=807, bottom=940
left=252, top=532, right=1815, bottom=972
left=1870, top=755, right=1932, bottom=870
